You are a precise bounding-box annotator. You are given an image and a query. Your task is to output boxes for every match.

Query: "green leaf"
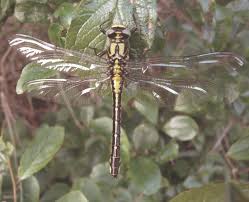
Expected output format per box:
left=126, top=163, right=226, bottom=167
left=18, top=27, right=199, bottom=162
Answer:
left=134, top=93, right=159, bottom=124
left=132, top=123, right=159, bottom=151
left=0, top=136, right=14, bottom=157
left=14, top=2, right=49, bottom=23
left=66, top=0, right=135, bottom=50
left=227, top=135, right=249, bottom=161
left=90, top=117, right=113, bottom=137
left=80, top=106, right=95, bottom=126
left=157, top=140, right=179, bottom=164
left=54, top=2, right=75, bottom=28
left=41, top=183, right=70, bottom=202
left=163, top=115, right=199, bottom=141
left=55, top=191, right=88, bottom=202
left=72, top=178, right=103, bottom=202
left=174, top=91, right=203, bottom=114
left=0, top=0, right=14, bottom=20
left=129, top=157, right=161, bottom=195
left=215, top=5, right=233, bottom=22
left=120, top=129, right=131, bottom=165
left=170, top=182, right=249, bottom=202
left=16, top=63, right=57, bottom=94
left=115, top=188, right=132, bottom=202
left=48, top=23, right=64, bottom=47
left=90, top=163, right=119, bottom=186
left=18, top=125, right=65, bottom=180
left=133, top=0, right=157, bottom=48
left=90, top=116, right=130, bottom=165
left=22, top=176, right=40, bottom=202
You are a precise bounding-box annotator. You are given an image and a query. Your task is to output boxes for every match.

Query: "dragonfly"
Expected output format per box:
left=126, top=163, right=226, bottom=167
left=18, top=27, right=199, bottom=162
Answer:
left=9, top=24, right=245, bottom=178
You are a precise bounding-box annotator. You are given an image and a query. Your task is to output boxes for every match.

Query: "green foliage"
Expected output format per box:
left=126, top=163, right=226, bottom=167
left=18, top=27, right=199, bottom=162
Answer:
left=128, top=157, right=162, bottom=195
left=163, top=115, right=199, bottom=141
left=22, top=176, right=40, bottom=202
left=18, top=125, right=65, bottom=180
left=0, top=0, right=14, bottom=21
left=169, top=182, right=249, bottom=202
left=55, top=191, right=88, bottom=202
left=1, top=0, right=249, bottom=201
left=16, top=63, right=57, bottom=94
left=227, top=135, right=249, bottom=160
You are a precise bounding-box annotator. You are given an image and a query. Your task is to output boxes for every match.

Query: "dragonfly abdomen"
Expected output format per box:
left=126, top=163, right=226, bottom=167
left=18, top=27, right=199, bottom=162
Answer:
left=110, top=59, right=124, bottom=177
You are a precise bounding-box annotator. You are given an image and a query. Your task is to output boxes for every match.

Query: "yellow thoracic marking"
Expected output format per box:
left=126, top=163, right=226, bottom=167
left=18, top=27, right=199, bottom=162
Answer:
left=110, top=43, right=116, bottom=56
left=109, top=42, right=125, bottom=56
left=118, top=43, right=125, bottom=56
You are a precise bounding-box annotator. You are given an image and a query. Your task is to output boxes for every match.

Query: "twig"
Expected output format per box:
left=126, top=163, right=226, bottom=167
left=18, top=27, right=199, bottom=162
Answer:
left=7, top=159, right=17, bottom=202
left=220, top=146, right=238, bottom=179
left=59, top=81, right=85, bottom=130
left=211, top=118, right=235, bottom=152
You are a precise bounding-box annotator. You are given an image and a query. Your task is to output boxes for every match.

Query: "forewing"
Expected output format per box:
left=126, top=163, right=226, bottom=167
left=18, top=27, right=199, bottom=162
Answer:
left=125, top=52, right=246, bottom=111
left=9, top=34, right=108, bottom=76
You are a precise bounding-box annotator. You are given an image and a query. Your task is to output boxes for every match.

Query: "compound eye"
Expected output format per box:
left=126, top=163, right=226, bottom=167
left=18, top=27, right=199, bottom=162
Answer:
left=122, top=29, right=131, bottom=38
left=106, top=29, right=115, bottom=37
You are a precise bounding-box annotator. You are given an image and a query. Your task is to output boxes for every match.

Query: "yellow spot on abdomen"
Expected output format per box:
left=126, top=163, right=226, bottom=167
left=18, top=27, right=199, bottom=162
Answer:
left=112, top=62, right=122, bottom=94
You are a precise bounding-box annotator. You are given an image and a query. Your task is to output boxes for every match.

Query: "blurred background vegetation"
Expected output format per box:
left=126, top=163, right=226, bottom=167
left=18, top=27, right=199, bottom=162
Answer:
left=0, top=0, right=249, bottom=201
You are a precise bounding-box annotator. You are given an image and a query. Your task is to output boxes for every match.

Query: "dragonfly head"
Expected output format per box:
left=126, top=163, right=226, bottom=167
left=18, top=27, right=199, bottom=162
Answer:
left=106, top=24, right=131, bottom=39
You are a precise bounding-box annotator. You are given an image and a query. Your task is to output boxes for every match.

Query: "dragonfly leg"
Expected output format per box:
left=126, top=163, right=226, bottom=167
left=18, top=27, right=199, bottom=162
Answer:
left=131, top=12, right=140, bottom=33
left=88, top=46, right=107, bottom=57
left=99, top=19, right=110, bottom=34
left=97, top=50, right=107, bottom=57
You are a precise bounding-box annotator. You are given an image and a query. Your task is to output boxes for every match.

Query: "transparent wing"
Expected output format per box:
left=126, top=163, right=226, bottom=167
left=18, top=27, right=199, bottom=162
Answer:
left=9, top=34, right=108, bottom=75
left=124, top=52, right=246, bottom=110
left=26, top=76, right=111, bottom=105
left=128, top=52, right=245, bottom=72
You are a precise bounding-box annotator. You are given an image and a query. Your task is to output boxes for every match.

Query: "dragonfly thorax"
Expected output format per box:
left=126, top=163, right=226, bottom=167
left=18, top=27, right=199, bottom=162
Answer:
left=107, top=25, right=130, bottom=64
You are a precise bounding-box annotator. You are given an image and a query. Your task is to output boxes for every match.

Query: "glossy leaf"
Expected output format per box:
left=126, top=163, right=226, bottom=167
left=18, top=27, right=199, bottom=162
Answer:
left=18, top=125, right=65, bottom=180
left=132, top=123, right=159, bottom=151
left=170, top=182, right=249, bottom=202
left=227, top=135, right=249, bottom=161
left=55, top=191, right=88, bottom=202
left=129, top=157, right=161, bottom=195
left=72, top=178, right=103, bottom=202
left=157, top=140, right=179, bottom=164
left=16, top=63, right=57, bottom=94
left=54, top=2, right=75, bottom=28
left=22, top=176, right=40, bottom=202
left=134, top=94, right=159, bottom=124
left=48, top=23, right=64, bottom=47
left=174, top=91, right=204, bottom=114
left=133, top=0, right=157, bottom=48
left=115, top=188, right=133, bottom=202
left=90, top=117, right=130, bottom=162
left=90, top=117, right=113, bottom=137
left=41, top=183, right=70, bottom=202
left=90, top=163, right=118, bottom=186
left=66, top=0, right=135, bottom=50
left=80, top=106, right=95, bottom=126
left=163, top=115, right=199, bottom=141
